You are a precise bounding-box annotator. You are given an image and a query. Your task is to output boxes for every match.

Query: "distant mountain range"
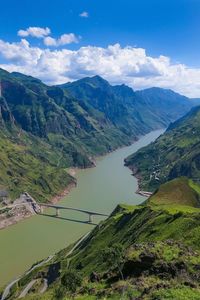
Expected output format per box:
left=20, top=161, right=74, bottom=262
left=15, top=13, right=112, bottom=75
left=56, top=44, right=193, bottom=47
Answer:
left=125, top=105, right=200, bottom=192
left=62, top=75, right=195, bottom=133
left=0, top=68, right=197, bottom=201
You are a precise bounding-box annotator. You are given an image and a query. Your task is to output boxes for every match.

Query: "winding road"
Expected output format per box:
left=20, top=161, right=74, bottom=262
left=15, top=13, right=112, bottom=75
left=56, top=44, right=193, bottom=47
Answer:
left=1, top=231, right=90, bottom=299
left=1, top=255, right=54, bottom=300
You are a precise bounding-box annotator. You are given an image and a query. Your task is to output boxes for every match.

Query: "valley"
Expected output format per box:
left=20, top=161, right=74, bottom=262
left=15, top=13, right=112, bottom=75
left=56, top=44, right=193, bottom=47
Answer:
left=5, top=177, right=200, bottom=300
left=125, top=105, right=200, bottom=192
left=1, top=2, right=200, bottom=299
left=0, top=69, right=194, bottom=206
left=0, top=70, right=199, bottom=300
left=0, top=130, right=163, bottom=288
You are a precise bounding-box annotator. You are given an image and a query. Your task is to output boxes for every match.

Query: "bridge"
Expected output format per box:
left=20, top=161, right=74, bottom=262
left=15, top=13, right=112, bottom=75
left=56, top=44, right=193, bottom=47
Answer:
left=39, top=203, right=108, bottom=223
left=0, top=192, right=109, bottom=223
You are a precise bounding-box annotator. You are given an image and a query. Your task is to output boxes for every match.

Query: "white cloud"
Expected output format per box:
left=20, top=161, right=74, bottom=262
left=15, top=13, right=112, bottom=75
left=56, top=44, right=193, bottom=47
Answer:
left=43, top=33, right=79, bottom=47
left=59, top=33, right=79, bottom=45
left=0, top=39, right=42, bottom=64
left=43, top=36, right=57, bottom=46
left=18, top=27, right=51, bottom=38
left=79, top=11, right=89, bottom=18
left=0, top=40, right=200, bottom=97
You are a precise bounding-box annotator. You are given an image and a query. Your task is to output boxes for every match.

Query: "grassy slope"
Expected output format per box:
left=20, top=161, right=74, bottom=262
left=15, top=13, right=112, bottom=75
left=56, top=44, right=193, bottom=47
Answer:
left=64, top=77, right=193, bottom=137
left=125, top=105, right=200, bottom=192
left=7, top=178, right=200, bottom=299
left=0, top=69, right=195, bottom=202
left=0, top=128, right=74, bottom=202
left=147, top=177, right=200, bottom=208
left=0, top=70, right=133, bottom=202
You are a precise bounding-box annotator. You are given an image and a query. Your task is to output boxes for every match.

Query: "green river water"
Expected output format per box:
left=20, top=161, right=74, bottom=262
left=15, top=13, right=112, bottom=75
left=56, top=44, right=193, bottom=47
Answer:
left=0, top=129, right=164, bottom=288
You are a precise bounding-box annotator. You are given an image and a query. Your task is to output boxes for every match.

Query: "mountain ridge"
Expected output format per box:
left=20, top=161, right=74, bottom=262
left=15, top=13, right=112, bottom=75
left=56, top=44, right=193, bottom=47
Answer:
left=0, top=67, right=196, bottom=202
left=5, top=177, right=200, bottom=300
left=125, top=104, right=200, bottom=192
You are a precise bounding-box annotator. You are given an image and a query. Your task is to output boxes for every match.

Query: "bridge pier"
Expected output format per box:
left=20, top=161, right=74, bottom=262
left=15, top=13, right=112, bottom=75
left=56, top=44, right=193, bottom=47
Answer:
left=39, top=205, right=43, bottom=214
left=88, top=214, right=92, bottom=223
left=56, top=208, right=60, bottom=217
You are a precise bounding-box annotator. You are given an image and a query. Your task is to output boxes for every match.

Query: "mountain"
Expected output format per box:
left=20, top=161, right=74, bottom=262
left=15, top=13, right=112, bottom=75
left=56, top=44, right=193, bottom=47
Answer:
left=62, top=77, right=194, bottom=135
left=0, top=69, right=195, bottom=201
left=0, top=124, right=75, bottom=202
left=134, top=87, right=195, bottom=127
left=125, top=105, right=200, bottom=192
left=5, top=177, right=200, bottom=300
left=147, top=176, right=200, bottom=207
left=191, top=98, right=200, bottom=105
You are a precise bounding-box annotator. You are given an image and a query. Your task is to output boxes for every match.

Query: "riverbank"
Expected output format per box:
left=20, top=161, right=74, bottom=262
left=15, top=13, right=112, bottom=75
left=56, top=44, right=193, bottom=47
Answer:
left=1, top=230, right=91, bottom=300
left=0, top=130, right=163, bottom=288
left=129, top=166, right=153, bottom=197
left=0, top=129, right=160, bottom=231
left=0, top=180, right=77, bottom=230
left=0, top=194, right=41, bottom=230
left=51, top=181, right=77, bottom=204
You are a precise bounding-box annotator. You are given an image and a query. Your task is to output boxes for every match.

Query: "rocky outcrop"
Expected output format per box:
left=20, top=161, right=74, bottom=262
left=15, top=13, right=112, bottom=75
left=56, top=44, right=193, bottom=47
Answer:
left=0, top=193, right=40, bottom=229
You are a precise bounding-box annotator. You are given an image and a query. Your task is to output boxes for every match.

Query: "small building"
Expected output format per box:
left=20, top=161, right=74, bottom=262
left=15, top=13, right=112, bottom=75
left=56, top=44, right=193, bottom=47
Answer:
left=0, top=190, right=9, bottom=204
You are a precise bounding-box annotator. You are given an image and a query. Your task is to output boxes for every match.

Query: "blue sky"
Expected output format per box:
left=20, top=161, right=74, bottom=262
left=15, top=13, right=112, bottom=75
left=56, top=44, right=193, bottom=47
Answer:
left=0, top=0, right=200, bottom=97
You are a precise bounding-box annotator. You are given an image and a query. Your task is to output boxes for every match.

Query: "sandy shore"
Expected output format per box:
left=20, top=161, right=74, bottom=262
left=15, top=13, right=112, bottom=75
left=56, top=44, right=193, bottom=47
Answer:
left=0, top=173, right=78, bottom=230
left=0, top=209, right=34, bottom=230
left=51, top=181, right=77, bottom=204
left=128, top=165, right=152, bottom=198
left=0, top=139, right=150, bottom=230
left=0, top=195, right=40, bottom=230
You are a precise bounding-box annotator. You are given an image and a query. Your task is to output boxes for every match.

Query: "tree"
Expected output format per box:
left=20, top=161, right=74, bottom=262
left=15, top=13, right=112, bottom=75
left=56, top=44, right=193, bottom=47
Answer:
left=61, top=269, right=82, bottom=299
left=102, top=243, right=125, bottom=280
left=54, top=286, right=66, bottom=299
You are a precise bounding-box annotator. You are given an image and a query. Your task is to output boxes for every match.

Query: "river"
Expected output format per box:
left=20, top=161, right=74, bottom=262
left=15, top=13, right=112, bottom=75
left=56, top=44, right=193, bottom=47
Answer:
left=0, top=129, right=164, bottom=288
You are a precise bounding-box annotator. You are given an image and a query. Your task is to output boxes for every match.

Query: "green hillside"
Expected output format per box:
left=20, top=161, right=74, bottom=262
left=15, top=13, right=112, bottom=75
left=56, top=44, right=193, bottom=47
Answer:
left=63, top=76, right=194, bottom=135
left=147, top=177, right=200, bottom=208
left=0, top=68, right=194, bottom=202
left=5, top=178, right=200, bottom=300
left=125, top=105, right=200, bottom=192
left=0, top=127, right=74, bottom=202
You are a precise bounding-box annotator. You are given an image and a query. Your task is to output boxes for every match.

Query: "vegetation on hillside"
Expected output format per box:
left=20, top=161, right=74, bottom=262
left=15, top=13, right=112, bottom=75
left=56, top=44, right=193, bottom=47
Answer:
left=0, top=127, right=74, bottom=202
left=125, top=105, right=200, bottom=192
left=147, top=177, right=200, bottom=208
left=6, top=178, right=200, bottom=299
left=0, top=68, right=194, bottom=201
left=63, top=75, right=194, bottom=135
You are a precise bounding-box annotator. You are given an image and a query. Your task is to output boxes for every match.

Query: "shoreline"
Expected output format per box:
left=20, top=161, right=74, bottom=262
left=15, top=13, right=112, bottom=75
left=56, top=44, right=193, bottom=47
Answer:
left=0, top=210, right=34, bottom=230
left=0, top=181, right=77, bottom=230
left=0, top=130, right=159, bottom=231
left=51, top=181, right=77, bottom=204
left=0, top=194, right=41, bottom=230
left=0, top=129, right=163, bottom=290
left=128, top=165, right=153, bottom=198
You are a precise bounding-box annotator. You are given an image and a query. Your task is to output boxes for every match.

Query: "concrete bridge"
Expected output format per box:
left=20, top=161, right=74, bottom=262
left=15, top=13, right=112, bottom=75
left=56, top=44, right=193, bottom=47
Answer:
left=0, top=192, right=109, bottom=223
left=39, top=203, right=108, bottom=223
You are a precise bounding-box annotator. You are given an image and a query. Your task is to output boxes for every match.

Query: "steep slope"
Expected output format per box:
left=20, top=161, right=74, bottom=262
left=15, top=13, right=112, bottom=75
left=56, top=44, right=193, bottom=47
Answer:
left=125, top=105, right=200, bottom=192
left=135, top=87, right=194, bottom=126
left=62, top=76, right=151, bottom=137
left=63, top=76, right=194, bottom=134
left=0, top=126, right=74, bottom=202
left=2, top=70, right=126, bottom=160
left=0, top=70, right=130, bottom=201
left=5, top=178, right=200, bottom=300
left=0, top=69, right=195, bottom=201
left=191, top=98, right=200, bottom=105
left=147, top=177, right=200, bottom=208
